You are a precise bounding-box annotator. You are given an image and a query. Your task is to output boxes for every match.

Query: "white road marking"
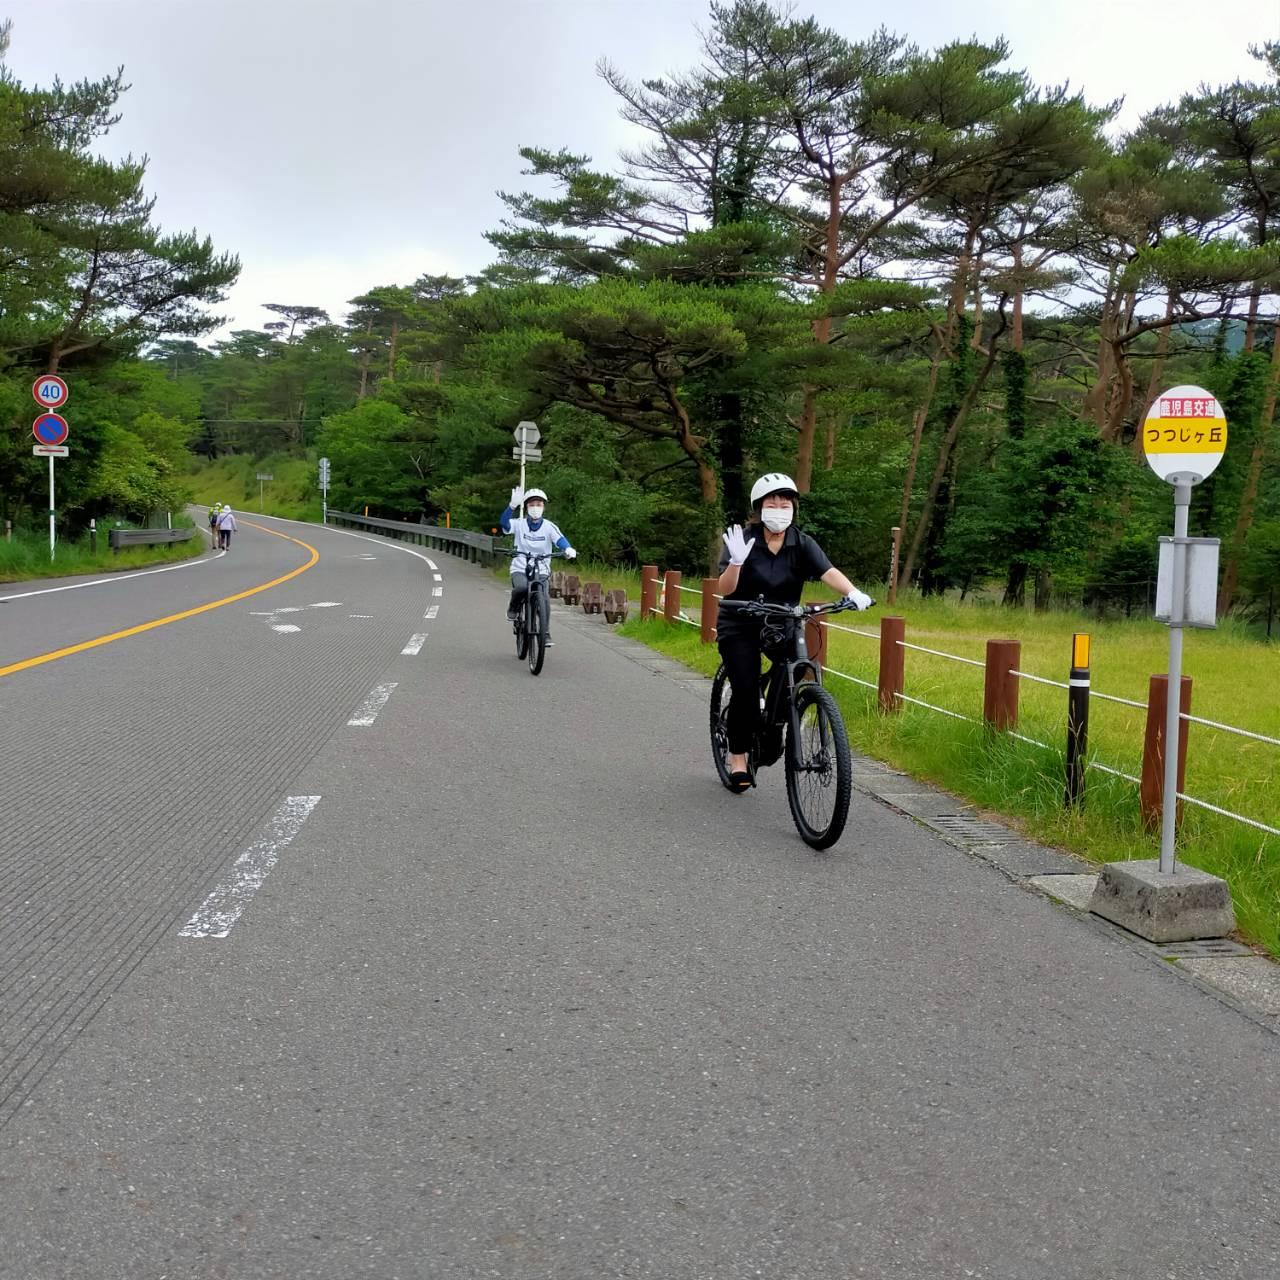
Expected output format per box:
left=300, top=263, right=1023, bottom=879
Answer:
left=432, top=573, right=442, bottom=582
left=272, top=624, right=301, bottom=633
left=349, top=614, right=373, bottom=618
left=274, top=607, right=302, bottom=613
left=0, top=547, right=225, bottom=602
left=426, top=558, right=438, bottom=570
left=249, top=611, right=276, bottom=616
left=179, top=796, right=321, bottom=939
left=349, top=682, right=398, bottom=726
left=432, top=586, right=443, bottom=597
left=401, top=633, right=428, bottom=655
left=310, top=601, right=342, bottom=607
left=424, top=605, right=439, bottom=619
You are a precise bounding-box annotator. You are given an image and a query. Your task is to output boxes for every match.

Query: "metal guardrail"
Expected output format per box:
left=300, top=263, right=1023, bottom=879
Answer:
left=108, top=527, right=198, bottom=551
left=326, top=512, right=500, bottom=565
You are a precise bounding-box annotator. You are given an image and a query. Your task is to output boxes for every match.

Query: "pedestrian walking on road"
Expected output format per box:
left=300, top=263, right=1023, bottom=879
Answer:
left=216, top=504, right=237, bottom=550
left=208, top=502, right=221, bottom=544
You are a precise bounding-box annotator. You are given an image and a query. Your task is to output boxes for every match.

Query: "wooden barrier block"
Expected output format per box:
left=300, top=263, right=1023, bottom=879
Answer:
left=581, top=581, right=604, bottom=615
left=604, top=589, right=629, bottom=623
left=562, top=573, right=582, bottom=605
left=549, top=571, right=564, bottom=598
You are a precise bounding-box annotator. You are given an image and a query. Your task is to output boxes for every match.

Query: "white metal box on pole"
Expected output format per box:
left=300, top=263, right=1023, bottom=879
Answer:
left=1154, top=537, right=1220, bottom=630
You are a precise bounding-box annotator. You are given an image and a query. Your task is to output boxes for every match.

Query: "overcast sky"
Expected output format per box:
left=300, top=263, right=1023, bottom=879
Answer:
left=6, top=0, right=1280, bottom=339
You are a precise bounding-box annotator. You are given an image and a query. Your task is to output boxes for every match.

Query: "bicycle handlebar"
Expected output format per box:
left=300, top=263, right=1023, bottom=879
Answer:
left=502, top=548, right=570, bottom=561
left=718, top=597, right=875, bottom=619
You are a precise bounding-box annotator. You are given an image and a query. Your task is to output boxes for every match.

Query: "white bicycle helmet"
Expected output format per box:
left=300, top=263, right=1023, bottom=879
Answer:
left=523, top=488, right=548, bottom=504
left=750, top=473, right=798, bottom=506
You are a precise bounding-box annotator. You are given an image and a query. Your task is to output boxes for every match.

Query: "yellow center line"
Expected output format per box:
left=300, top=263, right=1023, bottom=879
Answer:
left=0, top=520, right=320, bottom=679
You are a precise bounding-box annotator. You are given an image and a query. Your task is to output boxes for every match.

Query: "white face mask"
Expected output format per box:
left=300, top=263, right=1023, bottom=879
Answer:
left=526, top=504, right=544, bottom=521
left=761, top=507, right=792, bottom=533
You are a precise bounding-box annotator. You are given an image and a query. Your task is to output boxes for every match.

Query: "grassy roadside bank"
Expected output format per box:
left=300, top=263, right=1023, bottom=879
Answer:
left=0, top=523, right=205, bottom=583
left=615, top=595, right=1280, bottom=957
left=181, top=455, right=322, bottom=522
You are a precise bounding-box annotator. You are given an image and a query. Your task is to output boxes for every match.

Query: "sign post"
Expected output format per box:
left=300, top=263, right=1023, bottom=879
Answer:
left=512, top=421, right=541, bottom=499
left=318, top=456, right=330, bottom=524
left=1088, top=385, right=1236, bottom=943
left=31, top=378, right=70, bottom=561
left=1142, top=385, right=1228, bottom=874
left=256, top=471, right=274, bottom=506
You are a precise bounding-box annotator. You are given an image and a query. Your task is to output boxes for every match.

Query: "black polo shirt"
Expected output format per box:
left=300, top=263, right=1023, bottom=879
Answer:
left=716, top=524, right=833, bottom=637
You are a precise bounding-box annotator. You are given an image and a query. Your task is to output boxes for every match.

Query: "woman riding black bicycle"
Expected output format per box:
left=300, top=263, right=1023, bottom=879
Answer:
left=500, top=485, right=577, bottom=646
left=717, top=472, right=872, bottom=794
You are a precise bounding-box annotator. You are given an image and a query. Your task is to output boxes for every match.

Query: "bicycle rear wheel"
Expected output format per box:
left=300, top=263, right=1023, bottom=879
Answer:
left=784, top=684, right=852, bottom=850
left=527, top=588, right=549, bottom=675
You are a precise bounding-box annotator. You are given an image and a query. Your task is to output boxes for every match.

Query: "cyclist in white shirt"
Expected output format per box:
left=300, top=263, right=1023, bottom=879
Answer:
left=500, top=486, right=578, bottom=644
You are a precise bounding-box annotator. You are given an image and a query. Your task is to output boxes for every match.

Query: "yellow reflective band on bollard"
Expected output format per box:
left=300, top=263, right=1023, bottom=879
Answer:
left=1072, top=632, right=1090, bottom=671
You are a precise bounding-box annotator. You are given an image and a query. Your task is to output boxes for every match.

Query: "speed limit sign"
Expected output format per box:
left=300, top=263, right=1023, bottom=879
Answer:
left=32, top=375, right=69, bottom=409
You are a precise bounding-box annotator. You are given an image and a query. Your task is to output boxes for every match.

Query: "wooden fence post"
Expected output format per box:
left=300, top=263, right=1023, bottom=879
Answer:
left=879, top=616, right=905, bottom=713
left=700, top=578, right=719, bottom=644
left=640, top=565, right=658, bottom=620
left=1140, top=674, right=1193, bottom=830
left=983, top=639, right=1021, bottom=730
left=804, top=616, right=827, bottom=670
left=663, top=570, right=682, bottom=623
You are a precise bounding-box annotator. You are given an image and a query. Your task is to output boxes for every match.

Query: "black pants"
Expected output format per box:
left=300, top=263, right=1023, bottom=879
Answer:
left=509, top=574, right=550, bottom=634
left=717, top=631, right=765, bottom=755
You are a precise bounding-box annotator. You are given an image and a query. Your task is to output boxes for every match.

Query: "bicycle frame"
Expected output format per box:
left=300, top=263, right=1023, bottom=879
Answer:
left=519, top=556, right=549, bottom=631
left=761, top=618, right=823, bottom=757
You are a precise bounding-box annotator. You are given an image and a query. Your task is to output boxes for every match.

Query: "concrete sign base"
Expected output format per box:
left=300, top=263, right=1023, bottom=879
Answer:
left=1089, top=859, right=1236, bottom=943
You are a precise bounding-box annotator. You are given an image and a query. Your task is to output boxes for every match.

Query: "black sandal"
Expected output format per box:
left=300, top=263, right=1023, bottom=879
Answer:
left=727, top=770, right=752, bottom=794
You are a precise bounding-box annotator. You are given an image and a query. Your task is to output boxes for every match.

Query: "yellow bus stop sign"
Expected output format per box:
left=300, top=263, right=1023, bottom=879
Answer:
left=1142, top=384, right=1228, bottom=485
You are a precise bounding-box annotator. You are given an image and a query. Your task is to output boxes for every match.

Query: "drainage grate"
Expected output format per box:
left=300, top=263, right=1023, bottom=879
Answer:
left=1158, top=938, right=1254, bottom=959
left=927, top=813, right=1017, bottom=844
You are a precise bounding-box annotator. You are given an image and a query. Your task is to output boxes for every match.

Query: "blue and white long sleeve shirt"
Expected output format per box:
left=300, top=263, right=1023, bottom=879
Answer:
left=500, top=508, right=570, bottom=576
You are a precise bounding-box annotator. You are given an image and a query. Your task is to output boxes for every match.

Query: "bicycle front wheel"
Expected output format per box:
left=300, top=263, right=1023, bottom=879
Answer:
left=784, top=684, right=852, bottom=850
left=527, top=589, right=549, bottom=675
left=709, top=663, right=736, bottom=788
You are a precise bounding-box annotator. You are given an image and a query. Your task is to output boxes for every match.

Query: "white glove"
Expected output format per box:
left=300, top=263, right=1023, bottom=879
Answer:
left=842, top=588, right=873, bottom=611
left=509, top=485, right=524, bottom=510
left=722, top=524, right=755, bottom=566
left=564, top=547, right=578, bottom=560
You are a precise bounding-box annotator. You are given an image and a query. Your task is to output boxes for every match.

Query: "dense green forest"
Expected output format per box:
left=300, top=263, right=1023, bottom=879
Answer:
left=4, top=4, right=1280, bottom=618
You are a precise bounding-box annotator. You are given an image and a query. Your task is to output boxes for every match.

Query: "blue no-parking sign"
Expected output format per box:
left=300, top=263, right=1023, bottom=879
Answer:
left=32, top=412, right=69, bottom=446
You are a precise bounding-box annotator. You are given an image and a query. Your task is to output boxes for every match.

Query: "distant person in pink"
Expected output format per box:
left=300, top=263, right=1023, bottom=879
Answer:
left=216, top=504, right=238, bottom=550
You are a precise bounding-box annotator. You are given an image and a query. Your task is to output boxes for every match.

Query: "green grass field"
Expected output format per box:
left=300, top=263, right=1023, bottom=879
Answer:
left=0, top=522, right=205, bottom=583
left=616, top=585, right=1280, bottom=956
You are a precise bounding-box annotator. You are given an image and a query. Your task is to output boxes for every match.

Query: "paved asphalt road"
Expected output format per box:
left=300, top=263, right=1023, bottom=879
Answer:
left=0, top=515, right=1278, bottom=1279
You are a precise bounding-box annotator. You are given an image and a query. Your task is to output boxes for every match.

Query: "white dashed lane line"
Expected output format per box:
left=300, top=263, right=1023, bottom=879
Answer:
left=348, top=682, right=398, bottom=726
left=424, top=605, right=439, bottom=620
left=432, top=573, right=442, bottom=582
left=179, top=796, right=321, bottom=939
left=401, top=633, right=428, bottom=656
left=432, top=586, right=443, bottom=598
